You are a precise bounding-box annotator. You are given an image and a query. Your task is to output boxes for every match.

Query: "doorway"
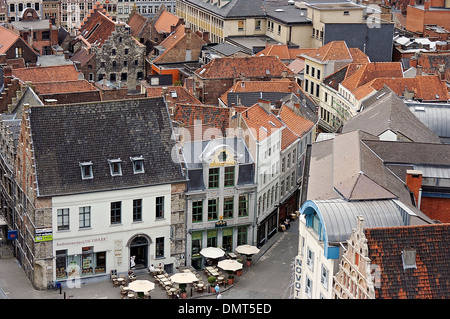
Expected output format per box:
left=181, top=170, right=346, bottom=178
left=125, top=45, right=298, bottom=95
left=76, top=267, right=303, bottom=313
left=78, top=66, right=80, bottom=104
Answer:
left=130, top=236, right=149, bottom=270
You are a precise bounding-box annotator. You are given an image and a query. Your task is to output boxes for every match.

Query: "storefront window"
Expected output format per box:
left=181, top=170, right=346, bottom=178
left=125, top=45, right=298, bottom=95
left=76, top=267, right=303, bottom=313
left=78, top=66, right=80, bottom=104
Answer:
left=95, top=252, right=106, bottom=274
left=207, top=229, right=218, bottom=247
left=222, top=228, right=233, bottom=252
left=237, top=226, right=247, bottom=246
left=56, top=250, right=68, bottom=280
left=81, top=246, right=94, bottom=276
left=67, top=255, right=81, bottom=278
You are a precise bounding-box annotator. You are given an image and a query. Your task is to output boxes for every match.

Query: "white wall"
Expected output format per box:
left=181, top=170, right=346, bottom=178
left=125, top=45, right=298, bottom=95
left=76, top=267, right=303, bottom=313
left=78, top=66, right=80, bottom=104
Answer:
left=51, top=183, right=173, bottom=279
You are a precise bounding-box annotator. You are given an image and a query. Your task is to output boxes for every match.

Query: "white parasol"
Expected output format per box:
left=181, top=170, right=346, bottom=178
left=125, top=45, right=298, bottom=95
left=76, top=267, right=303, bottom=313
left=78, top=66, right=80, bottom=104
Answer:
left=200, top=247, right=225, bottom=259
left=235, top=244, right=260, bottom=256
left=217, top=259, right=243, bottom=272
left=128, top=280, right=155, bottom=293
left=170, top=272, right=199, bottom=284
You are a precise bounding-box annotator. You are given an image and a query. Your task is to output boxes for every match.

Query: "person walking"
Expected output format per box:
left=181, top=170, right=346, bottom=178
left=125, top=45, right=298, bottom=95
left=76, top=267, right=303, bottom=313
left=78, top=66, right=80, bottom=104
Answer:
left=215, top=283, right=220, bottom=294
left=217, top=292, right=222, bottom=299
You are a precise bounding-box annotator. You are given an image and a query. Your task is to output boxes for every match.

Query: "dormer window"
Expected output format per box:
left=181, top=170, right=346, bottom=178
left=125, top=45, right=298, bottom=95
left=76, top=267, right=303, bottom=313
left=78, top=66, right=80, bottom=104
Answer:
left=108, top=159, right=122, bottom=176
left=79, top=162, right=93, bottom=179
left=131, top=156, right=144, bottom=174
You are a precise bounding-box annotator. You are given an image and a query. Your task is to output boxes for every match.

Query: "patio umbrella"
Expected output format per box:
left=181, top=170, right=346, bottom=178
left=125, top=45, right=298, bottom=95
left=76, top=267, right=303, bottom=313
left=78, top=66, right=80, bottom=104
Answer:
left=200, top=247, right=225, bottom=259
left=218, top=259, right=243, bottom=272
left=235, top=244, right=260, bottom=256
left=128, top=280, right=155, bottom=293
left=170, top=272, right=199, bottom=284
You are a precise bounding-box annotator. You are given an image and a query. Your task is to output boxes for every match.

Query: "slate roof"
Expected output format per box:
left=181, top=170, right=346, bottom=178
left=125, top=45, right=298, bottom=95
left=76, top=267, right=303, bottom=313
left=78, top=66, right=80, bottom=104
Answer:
left=406, top=101, right=450, bottom=143
left=29, top=98, right=185, bottom=197
left=307, top=130, right=416, bottom=207
left=365, top=224, right=450, bottom=299
left=343, top=87, right=442, bottom=144
left=220, top=79, right=301, bottom=107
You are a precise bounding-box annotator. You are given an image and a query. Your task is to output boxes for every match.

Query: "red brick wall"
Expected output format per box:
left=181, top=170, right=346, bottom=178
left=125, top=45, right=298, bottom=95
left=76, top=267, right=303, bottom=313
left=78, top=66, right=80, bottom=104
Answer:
left=420, top=197, right=450, bottom=223
left=406, top=6, right=450, bottom=33
left=405, top=171, right=423, bottom=205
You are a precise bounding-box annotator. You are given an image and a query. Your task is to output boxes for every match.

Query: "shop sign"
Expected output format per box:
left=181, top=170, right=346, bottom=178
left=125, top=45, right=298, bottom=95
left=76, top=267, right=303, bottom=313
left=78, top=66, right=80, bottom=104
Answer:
left=7, top=230, right=18, bottom=240
left=215, top=219, right=227, bottom=228
left=35, top=228, right=53, bottom=242
left=293, top=255, right=303, bottom=299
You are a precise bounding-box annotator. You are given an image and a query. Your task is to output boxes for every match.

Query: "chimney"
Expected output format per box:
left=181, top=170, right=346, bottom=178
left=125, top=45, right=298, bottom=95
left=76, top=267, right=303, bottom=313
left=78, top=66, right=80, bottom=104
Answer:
left=170, top=25, right=177, bottom=33
left=257, top=99, right=272, bottom=113
left=406, top=170, right=423, bottom=208
left=409, top=56, right=418, bottom=68
left=202, top=31, right=210, bottom=43
left=438, top=64, right=445, bottom=80
left=424, top=0, right=430, bottom=9
left=416, top=65, right=423, bottom=76
left=409, top=0, right=415, bottom=6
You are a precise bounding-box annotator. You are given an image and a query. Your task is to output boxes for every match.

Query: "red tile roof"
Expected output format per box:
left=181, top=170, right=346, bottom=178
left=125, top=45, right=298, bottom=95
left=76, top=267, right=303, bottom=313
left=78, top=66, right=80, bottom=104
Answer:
left=341, top=62, right=404, bottom=93
left=79, top=10, right=116, bottom=47
left=195, top=56, right=295, bottom=79
left=257, top=44, right=314, bottom=60
left=33, top=80, right=97, bottom=94
left=302, top=41, right=352, bottom=62
left=12, top=64, right=81, bottom=83
left=365, top=223, right=450, bottom=299
left=240, top=103, right=284, bottom=142
left=279, top=105, right=315, bottom=139
left=173, top=104, right=232, bottom=135
left=127, top=11, right=148, bottom=38
left=0, top=25, right=20, bottom=54
left=154, top=10, right=180, bottom=34
left=146, top=86, right=201, bottom=105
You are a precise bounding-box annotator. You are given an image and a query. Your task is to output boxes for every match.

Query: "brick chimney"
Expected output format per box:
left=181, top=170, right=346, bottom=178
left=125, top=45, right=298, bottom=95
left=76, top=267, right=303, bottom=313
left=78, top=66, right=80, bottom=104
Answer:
left=410, top=56, right=418, bottom=68
left=424, top=0, right=430, bottom=9
left=406, top=170, right=423, bottom=208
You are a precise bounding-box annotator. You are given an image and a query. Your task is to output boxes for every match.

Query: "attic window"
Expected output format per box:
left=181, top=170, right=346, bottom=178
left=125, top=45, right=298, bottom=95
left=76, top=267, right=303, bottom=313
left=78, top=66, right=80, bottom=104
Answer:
left=79, top=162, right=93, bottom=179
left=108, top=159, right=122, bottom=176
left=170, top=91, right=178, bottom=98
left=268, top=121, right=277, bottom=127
left=131, top=157, right=145, bottom=174
left=401, top=247, right=417, bottom=270
left=218, top=151, right=228, bottom=162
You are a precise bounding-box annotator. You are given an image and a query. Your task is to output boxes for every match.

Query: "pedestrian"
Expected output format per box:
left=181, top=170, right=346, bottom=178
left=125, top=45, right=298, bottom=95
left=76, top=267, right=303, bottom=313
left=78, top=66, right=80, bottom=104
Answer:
left=215, top=283, right=220, bottom=294
left=217, top=292, right=222, bottom=299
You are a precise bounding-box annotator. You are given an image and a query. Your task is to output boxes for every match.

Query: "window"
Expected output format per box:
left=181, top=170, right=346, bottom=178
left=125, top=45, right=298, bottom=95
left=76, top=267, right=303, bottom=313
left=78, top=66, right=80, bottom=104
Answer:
left=305, top=276, right=312, bottom=298
left=108, top=159, right=122, bottom=176
left=79, top=206, right=91, bottom=228
left=121, top=73, right=127, bottom=81
left=15, top=47, right=23, bottom=58
left=238, top=194, right=248, bottom=217
left=112, top=49, right=116, bottom=55
left=110, top=73, right=116, bottom=82
left=131, top=157, right=144, bottom=174
left=238, top=20, right=244, bottom=31
left=155, top=237, right=164, bottom=258
left=79, top=162, right=93, bottom=179
left=237, top=226, right=247, bottom=245
left=222, top=228, right=233, bottom=252
left=317, top=69, right=321, bottom=80
left=223, top=197, right=234, bottom=219
left=255, top=20, right=261, bottom=30
left=208, top=198, right=218, bottom=221
left=306, top=65, right=309, bottom=75
left=321, top=265, right=329, bottom=289
left=207, top=229, right=218, bottom=247
left=124, top=48, right=129, bottom=54
left=156, top=196, right=164, bottom=219
left=307, top=248, right=314, bottom=270
left=110, top=201, right=121, bottom=224
left=224, top=166, right=235, bottom=187
left=133, top=199, right=142, bottom=222
left=208, top=168, right=219, bottom=188
left=192, top=200, right=203, bottom=223
left=57, top=208, right=70, bottom=231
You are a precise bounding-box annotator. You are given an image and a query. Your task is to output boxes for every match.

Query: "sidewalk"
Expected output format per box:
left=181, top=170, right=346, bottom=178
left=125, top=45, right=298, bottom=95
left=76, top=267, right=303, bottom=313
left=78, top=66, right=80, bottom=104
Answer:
left=0, top=217, right=298, bottom=299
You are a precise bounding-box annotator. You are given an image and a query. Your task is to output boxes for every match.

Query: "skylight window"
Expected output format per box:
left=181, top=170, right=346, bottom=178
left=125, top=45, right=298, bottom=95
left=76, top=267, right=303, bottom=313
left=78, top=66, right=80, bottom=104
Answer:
left=402, top=247, right=417, bottom=270
left=108, top=159, right=122, bottom=176
left=131, top=156, right=145, bottom=174
left=79, top=162, right=93, bottom=180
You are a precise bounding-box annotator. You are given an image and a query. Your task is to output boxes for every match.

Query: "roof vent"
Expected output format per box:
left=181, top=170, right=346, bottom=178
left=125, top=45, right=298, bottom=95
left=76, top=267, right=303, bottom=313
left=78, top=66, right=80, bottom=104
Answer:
left=401, top=247, right=417, bottom=270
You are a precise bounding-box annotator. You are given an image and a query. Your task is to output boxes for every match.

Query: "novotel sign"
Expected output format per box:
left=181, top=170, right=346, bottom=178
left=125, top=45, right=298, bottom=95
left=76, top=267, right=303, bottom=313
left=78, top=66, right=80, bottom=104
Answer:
left=293, top=255, right=303, bottom=299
